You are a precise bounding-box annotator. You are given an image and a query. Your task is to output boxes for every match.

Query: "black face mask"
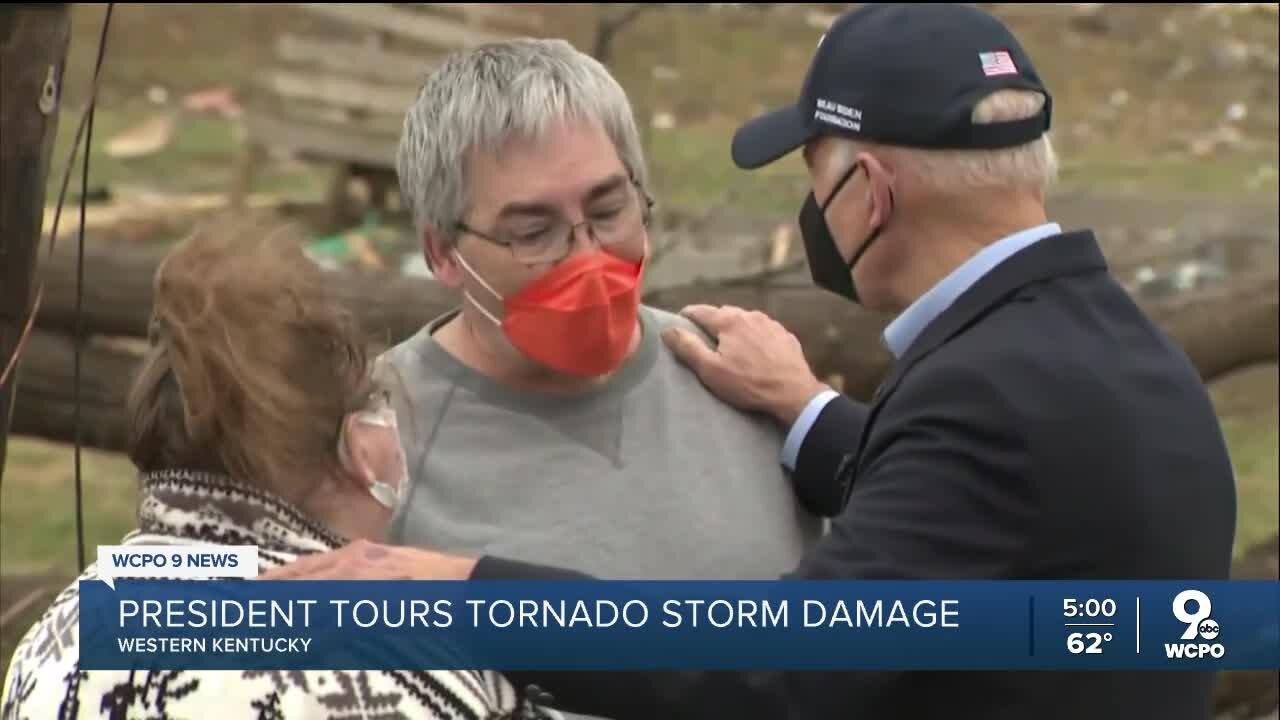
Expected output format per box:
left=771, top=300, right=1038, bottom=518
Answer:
left=798, top=162, right=888, bottom=305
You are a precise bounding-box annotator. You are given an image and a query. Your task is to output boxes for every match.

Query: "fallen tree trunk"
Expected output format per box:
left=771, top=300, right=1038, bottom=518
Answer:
left=37, top=239, right=1280, bottom=390
left=18, top=242, right=1279, bottom=451
left=8, top=331, right=143, bottom=453
left=1146, top=273, right=1280, bottom=383
left=35, top=241, right=456, bottom=345
left=641, top=272, right=1280, bottom=391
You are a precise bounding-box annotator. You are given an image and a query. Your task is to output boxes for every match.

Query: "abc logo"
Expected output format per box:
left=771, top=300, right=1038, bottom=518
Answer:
left=1165, top=590, right=1226, bottom=660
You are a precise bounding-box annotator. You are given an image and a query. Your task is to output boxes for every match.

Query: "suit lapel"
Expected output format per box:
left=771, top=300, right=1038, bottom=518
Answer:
left=839, top=229, right=1109, bottom=507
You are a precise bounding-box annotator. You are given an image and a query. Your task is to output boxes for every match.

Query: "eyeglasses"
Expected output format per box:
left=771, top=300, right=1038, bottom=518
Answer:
left=454, top=180, right=655, bottom=265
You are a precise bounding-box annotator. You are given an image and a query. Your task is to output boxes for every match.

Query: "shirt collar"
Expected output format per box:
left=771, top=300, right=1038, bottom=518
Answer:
left=883, top=222, right=1062, bottom=358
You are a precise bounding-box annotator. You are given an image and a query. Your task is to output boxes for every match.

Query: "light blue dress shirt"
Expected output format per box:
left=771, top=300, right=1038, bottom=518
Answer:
left=779, top=222, right=1063, bottom=471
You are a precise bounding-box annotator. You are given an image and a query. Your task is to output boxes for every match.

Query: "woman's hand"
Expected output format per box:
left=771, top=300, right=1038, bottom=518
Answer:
left=259, top=538, right=477, bottom=581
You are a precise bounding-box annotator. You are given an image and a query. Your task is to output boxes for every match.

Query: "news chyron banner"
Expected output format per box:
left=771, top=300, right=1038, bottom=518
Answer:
left=80, top=545, right=1278, bottom=672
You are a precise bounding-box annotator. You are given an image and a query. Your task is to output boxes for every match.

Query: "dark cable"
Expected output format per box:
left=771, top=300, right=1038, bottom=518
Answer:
left=74, top=2, right=115, bottom=574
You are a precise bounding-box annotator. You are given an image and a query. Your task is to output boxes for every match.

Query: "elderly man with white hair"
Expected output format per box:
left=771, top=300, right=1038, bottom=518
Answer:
left=268, top=5, right=1235, bottom=719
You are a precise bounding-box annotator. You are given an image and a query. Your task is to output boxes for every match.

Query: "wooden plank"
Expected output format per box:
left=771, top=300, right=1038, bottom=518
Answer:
left=419, top=3, right=544, bottom=33
left=260, top=67, right=418, bottom=118
left=43, top=190, right=287, bottom=233
left=298, top=3, right=511, bottom=50
left=243, top=107, right=400, bottom=170
left=275, top=32, right=439, bottom=86
left=254, top=94, right=406, bottom=137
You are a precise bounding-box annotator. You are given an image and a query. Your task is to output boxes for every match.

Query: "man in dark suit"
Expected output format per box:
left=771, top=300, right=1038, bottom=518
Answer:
left=265, top=4, right=1238, bottom=718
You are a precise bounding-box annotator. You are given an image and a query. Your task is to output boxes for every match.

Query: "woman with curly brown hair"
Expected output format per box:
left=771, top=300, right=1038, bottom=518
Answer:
left=1, top=216, right=548, bottom=720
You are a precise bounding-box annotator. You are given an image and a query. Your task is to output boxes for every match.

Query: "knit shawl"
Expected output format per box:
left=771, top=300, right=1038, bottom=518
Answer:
left=0, top=469, right=553, bottom=720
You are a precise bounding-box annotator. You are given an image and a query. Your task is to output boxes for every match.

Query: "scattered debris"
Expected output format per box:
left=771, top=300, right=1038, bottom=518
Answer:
left=805, top=8, right=835, bottom=30
left=1209, top=38, right=1252, bottom=71
left=1166, top=56, right=1196, bottom=81
left=303, top=213, right=412, bottom=274
left=104, top=112, right=177, bottom=159
left=767, top=224, right=791, bottom=270
left=1199, top=3, right=1279, bottom=18
left=651, top=65, right=681, bottom=82
left=400, top=253, right=433, bottom=279
left=1067, top=4, right=1109, bottom=35
left=182, top=86, right=242, bottom=119
left=651, top=111, right=677, bottom=130
left=1131, top=259, right=1229, bottom=299
left=1188, top=125, right=1251, bottom=158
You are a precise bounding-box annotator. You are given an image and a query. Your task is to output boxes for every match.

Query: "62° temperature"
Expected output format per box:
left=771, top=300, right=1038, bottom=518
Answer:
left=1068, top=632, right=1113, bottom=654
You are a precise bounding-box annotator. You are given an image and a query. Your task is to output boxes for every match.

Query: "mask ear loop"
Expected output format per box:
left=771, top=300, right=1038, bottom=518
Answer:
left=367, top=481, right=400, bottom=510
left=824, top=161, right=894, bottom=273
left=452, top=249, right=505, bottom=327
left=846, top=185, right=894, bottom=273
left=337, top=395, right=406, bottom=511
left=820, top=162, right=863, bottom=215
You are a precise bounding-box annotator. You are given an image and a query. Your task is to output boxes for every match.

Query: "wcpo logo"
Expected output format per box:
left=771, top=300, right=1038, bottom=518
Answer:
left=1165, top=590, right=1225, bottom=659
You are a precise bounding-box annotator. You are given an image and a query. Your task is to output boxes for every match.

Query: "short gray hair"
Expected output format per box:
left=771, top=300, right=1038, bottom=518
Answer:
left=831, top=89, right=1058, bottom=196
left=396, top=38, right=650, bottom=260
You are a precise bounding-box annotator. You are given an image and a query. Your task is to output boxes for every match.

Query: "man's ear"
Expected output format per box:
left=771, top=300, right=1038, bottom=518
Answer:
left=857, top=152, right=895, bottom=228
left=424, top=229, right=463, bottom=289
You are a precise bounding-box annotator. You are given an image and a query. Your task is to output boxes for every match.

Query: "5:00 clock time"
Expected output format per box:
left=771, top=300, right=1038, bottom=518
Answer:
left=1062, top=598, right=1118, bottom=619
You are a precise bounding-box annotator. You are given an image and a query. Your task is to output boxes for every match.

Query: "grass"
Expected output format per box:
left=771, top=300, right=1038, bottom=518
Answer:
left=0, top=440, right=138, bottom=577
left=645, top=122, right=813, bottom=218
left=1, top=441, right=138, bottom=670
left=46, top=106, right=325, bottom=203
left=1221, top=414, right=1280, bottom=556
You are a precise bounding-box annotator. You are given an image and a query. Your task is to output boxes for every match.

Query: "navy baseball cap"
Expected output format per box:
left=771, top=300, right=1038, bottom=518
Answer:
left=731, top=3, right=1053, bottom=169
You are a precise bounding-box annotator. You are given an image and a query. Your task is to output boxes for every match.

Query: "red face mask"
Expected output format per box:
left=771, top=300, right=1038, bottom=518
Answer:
left=455, top=250, right=645, bottom=377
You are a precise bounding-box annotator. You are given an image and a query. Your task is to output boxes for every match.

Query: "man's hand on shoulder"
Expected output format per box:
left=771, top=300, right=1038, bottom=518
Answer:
left=661, top=304, right=829, bottom=427
left=258, top=539, right=478, bottom=581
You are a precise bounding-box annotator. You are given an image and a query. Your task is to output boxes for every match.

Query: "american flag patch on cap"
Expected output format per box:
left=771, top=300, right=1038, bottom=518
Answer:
left=979, top=50, right=1017, bottom=77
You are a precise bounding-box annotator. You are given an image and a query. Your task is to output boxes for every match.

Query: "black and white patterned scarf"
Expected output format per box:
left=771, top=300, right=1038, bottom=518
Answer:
left=1, top=469, right=556, bottom=720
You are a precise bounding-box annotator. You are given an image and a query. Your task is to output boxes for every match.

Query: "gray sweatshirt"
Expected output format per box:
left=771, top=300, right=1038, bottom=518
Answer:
left=378, top=305, right=823, bottom=581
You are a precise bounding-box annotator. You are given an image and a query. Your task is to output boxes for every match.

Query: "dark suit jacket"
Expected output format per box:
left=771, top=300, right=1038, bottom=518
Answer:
left=472, top=229, right=1238, bottom=720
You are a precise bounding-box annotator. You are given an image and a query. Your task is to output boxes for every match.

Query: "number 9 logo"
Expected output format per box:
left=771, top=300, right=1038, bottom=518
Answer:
left=1172, top=590, right=1212, bottom=641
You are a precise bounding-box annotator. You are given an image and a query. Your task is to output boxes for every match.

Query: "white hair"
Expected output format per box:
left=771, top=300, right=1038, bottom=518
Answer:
left=396, top=38, right=650, bottom=260
left=832, top=89, right=1058, bottom=195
